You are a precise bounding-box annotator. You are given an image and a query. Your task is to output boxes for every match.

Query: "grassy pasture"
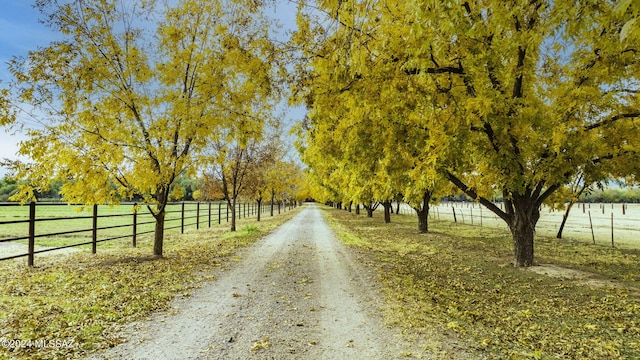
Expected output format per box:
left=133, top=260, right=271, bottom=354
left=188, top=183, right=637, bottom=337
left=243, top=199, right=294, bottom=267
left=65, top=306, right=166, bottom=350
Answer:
left=324, top=206, right=640, bottom=359
left=0, top=202, right=253, bottom=258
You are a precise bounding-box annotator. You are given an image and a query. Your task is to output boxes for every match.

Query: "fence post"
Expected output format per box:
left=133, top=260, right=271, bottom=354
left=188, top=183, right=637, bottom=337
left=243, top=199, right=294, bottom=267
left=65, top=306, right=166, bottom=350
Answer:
left=132, top=203, right=137, bottom=248
left=181, top=202, right=185, bottom=234
left=226, top=202, right=229, bottom=222
left=28, top=202, right=36, bottom=267
left=218, top=202, right=221, bottom=224
left=196, top=202, right=200, bottom=230
left=92, top=204, right=98, bottom=254
left=611, top=212, right=614, bottom=248
left=208, top=202, right=211, bottom=228
left=588, top=211, right=595, bottom=244
left=452, top=206, right=457, bottom=223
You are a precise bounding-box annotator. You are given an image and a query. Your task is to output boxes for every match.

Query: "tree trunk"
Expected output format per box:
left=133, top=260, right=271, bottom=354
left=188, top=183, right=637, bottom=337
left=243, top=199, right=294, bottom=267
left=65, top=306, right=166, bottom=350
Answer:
left=396, top=201, right=400, bottom=214
left=414, top=190, right=431, bottom=233
left=229, top=198, right=237, bottom=232
left=509, top=204, right=539, bottom=267
left=556, top=201, right=576, bottom=239
left=348, top=201, right=352, bottom=212
left=153, top=209, right=165, bottom=257
left=417, top=208, right=429, bottom=233
left=365, top=203, right=374, bottom=217
left=444, top=170, right=552, bottom=268
left=257, top=198, right=262, bottom=221
left=270, top=191, right=275, bottom=217
left=355, top=204, right=360, bottom=215
left=151, top=187, right=169, bottom=257
left=556, top=183, right=588, bottom=239
left=382, top=200, right=392, bottom=223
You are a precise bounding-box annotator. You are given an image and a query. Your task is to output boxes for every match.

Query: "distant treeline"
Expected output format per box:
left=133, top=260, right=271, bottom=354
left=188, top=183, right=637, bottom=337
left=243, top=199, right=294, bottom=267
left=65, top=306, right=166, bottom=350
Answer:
left=580, top=188, right=640, bottom=203
left=0, top=175, right=201, bottom=203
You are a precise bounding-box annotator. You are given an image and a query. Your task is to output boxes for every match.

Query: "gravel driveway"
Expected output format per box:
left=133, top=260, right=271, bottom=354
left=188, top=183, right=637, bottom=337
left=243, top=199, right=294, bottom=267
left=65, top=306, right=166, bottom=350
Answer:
left=88, top=204, right=422, bottom=359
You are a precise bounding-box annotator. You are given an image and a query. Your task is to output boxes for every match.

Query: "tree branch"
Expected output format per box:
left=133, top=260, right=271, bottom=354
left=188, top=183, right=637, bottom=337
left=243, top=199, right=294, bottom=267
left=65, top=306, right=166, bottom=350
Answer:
left=443, top=170, right=511, bottom=223
left=584, top=112, right=640, bottom=131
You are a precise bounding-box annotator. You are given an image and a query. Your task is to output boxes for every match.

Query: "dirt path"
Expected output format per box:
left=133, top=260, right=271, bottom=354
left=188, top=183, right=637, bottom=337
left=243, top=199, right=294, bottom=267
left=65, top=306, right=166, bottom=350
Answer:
left=0, top=242, right=80, bottom=260
left=88, top=204, right=420, bottom=359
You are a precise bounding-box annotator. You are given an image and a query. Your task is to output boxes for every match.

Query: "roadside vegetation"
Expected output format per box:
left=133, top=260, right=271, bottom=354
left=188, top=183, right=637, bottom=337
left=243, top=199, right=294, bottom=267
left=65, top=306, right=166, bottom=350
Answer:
left=323, top=207, right=640, bottom=359
left=0, top=208, right=300, bottom=360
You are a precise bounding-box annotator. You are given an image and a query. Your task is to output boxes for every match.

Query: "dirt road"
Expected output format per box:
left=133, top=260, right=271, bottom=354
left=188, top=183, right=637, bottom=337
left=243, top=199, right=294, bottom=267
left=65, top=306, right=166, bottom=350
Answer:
left=89, top=204, right=420, bottom=359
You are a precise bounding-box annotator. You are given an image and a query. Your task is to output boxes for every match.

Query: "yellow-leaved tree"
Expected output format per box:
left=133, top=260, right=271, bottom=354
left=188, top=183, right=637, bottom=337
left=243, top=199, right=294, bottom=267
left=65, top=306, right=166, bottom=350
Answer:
left=292, top=1, right=451, bottom=231
left=294, top=0, right=640, bottom=267
left=4, top=0, right=279, bottom=256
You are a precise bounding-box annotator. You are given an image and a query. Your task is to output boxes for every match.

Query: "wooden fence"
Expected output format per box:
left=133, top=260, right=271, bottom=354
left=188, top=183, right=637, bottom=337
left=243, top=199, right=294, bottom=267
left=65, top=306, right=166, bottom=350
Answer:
left=0, top=200, right=296, bottom=266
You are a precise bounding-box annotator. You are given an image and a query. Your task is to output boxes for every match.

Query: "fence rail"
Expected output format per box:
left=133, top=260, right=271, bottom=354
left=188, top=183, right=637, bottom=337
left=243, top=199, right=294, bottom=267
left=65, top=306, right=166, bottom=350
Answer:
left=392, top=201, right=640, bottom=248
left=0, top=200, right=296, bottom=266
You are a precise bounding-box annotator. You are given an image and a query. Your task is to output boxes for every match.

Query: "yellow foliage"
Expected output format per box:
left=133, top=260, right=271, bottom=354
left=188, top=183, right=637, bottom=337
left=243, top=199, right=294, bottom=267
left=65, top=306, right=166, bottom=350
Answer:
left=3, top=0, right=281, bottom=255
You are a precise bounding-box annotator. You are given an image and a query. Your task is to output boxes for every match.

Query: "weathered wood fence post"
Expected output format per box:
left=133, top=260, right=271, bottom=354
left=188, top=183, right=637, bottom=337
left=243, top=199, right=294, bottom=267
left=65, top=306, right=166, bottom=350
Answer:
left=28, top=202, right=36, bottom=266
left=132, top=203, right=137, bottom=248
left=92, top=204, right=98, bottom=254
left=196, top=202, right=200, bottom=230
left=181, top=202, right=185, bottom=234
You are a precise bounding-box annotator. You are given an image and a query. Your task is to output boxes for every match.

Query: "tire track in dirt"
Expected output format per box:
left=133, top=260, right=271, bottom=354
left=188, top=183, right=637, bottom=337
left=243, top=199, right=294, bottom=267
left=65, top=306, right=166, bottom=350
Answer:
left=88, top=204, right=417, bottom=359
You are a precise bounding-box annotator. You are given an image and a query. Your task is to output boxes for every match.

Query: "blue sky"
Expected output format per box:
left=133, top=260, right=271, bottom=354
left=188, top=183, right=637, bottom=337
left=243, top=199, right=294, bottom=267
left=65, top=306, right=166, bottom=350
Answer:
left=0, top=0, right=304, bottom=177
left=0, top=0, right=55, bottom=175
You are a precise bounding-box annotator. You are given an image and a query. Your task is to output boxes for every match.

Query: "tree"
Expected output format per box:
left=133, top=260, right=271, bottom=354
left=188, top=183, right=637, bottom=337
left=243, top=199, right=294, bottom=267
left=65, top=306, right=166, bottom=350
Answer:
left=294, top=0, right=640, bottom=266
left=206, top=138, right=268, bottom=231
left=616, top=0, right=640, bottom=40
left=292, top=2, right=449, bottom=229
left=0, top=177, right=20, bottom=202
left=418, top=1, right=640, bottom=266
left=244, top=134, right=282, bottom=222
left=3, top=0, right=278, bottom=256
left=549, top=171, right=596, bottom=239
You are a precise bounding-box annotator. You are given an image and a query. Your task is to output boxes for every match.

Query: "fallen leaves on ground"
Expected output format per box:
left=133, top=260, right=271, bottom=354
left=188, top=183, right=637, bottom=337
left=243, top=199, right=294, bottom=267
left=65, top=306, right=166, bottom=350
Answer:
left=324, top=208, right=640, bottom=359
left=0, top=210, right=300, bottom=360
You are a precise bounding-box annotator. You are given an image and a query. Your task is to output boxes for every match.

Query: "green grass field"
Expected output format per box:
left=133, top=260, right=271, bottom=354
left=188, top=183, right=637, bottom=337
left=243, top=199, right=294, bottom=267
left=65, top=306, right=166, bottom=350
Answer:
left=0, top=202, right=265, bottom=257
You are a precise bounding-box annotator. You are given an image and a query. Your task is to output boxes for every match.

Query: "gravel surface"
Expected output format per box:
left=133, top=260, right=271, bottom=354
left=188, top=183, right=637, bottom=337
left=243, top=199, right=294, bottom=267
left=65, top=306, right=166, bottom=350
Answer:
left=0, top=241, right=80, bottom=260
left=88, top=204, right=423, bottom=359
